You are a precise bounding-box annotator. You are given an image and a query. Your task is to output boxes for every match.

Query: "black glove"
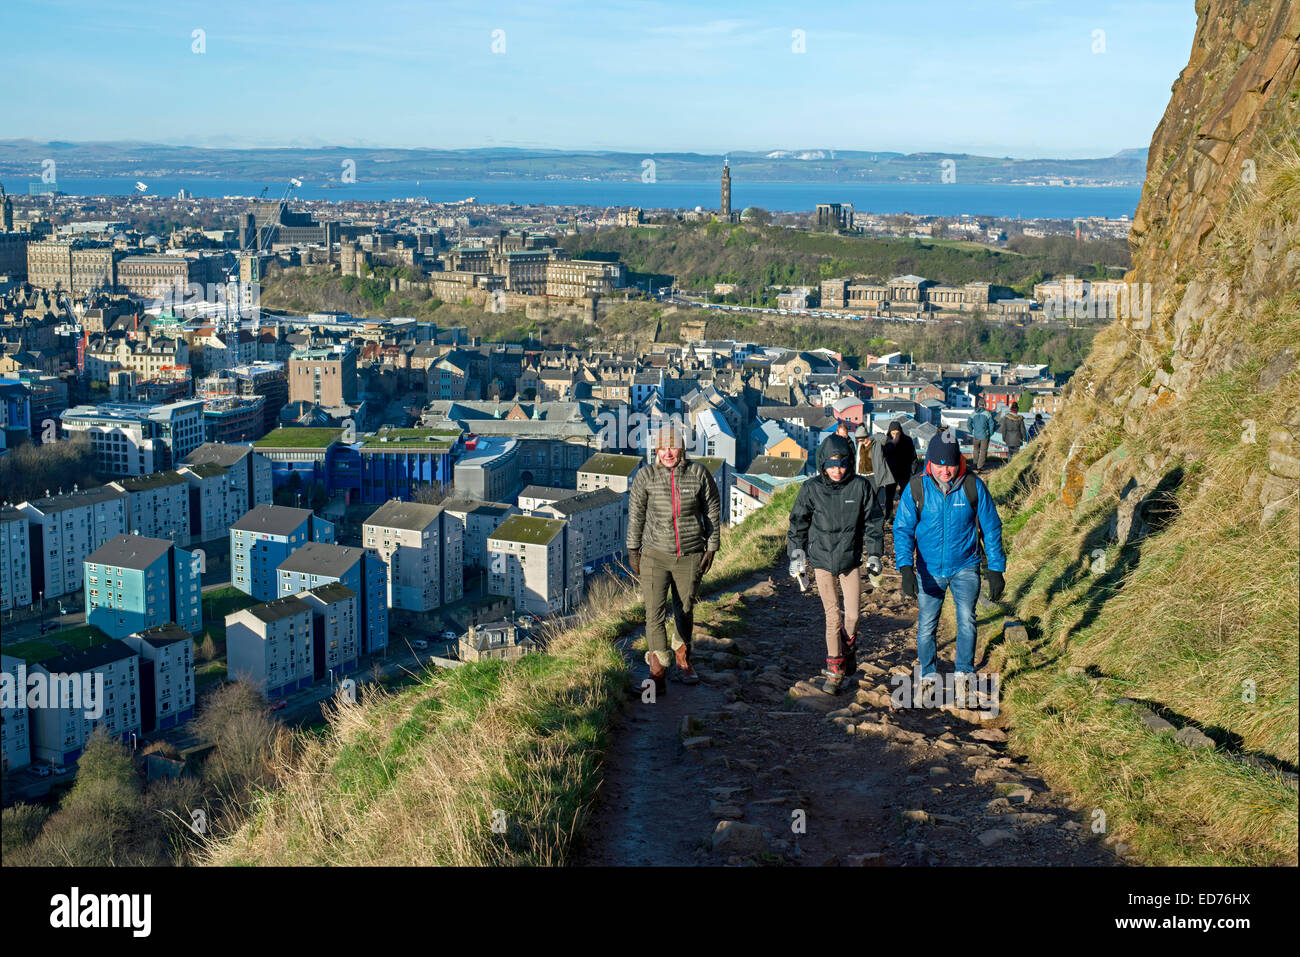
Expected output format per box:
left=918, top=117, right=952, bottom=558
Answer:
left=628, top=548, right=641, bottom=577
left=698, top=550, right=715, bottom=576
left=986, top=569, right=1005, bottom=601
left=900, top=565, right=917, bottom=599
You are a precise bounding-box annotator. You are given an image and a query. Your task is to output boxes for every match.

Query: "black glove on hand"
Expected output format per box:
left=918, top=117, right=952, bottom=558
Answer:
left=628, top=548, right=641, bottom=577
left=986, top=569, right=1005, bottom=601
left=699, top=550, right=715, bottom=576
left=900, top=565, right=917, bottom=599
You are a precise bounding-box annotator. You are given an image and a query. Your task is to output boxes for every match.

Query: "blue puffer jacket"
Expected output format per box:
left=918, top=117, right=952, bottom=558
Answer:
left=893, top=461, right=1006, bottom=577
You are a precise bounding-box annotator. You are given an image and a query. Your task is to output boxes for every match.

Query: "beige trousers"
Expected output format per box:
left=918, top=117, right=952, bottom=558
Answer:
left=813, top=567, right=861, bottom=657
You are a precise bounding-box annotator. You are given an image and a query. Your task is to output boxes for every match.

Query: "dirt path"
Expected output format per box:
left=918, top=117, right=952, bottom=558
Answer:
left=577, top=534, right=1124, bottom=867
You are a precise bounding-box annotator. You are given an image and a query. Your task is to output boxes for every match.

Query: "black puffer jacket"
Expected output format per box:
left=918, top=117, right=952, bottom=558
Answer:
left=788, top=435, right=885, bottom=575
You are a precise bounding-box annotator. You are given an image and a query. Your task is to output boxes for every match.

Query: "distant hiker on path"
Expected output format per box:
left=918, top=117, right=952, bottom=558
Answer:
left=969, top=401, right=995, bottom=471
left=893, top=431, right=1006, bottom=703
left=788, top=433, right=885, bottom=694
left=626, top=422, right=722, bottom=694
left=881, top=420, right=917, bottom=520
left=854, top=423, right=892, bottom=499
left=999, top=408, right=1027, bottom=461
left=1028, top=413, right=1046, bottom=441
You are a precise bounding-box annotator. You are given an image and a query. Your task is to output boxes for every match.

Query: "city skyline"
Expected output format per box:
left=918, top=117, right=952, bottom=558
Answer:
left=3, top=0, right=1197, bottom=158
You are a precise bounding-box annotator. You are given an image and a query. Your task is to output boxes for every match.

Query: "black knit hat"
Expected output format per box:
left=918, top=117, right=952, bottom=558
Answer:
left=926, top=431, right=961, bottom=467
left=822, top=434, right=854, bottom=471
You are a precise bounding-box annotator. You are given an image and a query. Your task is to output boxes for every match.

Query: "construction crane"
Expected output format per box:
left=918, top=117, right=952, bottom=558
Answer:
left=224, top=176, right=304, bottom=334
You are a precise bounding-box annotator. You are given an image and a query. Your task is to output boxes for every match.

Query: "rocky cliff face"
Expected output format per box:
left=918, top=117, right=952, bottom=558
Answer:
left=1042, top=0, right=1299, bottom=530
left=989, top=1, right=1298, bottom=845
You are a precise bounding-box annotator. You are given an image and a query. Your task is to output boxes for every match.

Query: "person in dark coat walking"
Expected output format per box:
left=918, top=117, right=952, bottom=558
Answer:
left=881, top=420, right=917, bottom=519
left=788, top=434, right=885, bottom=693
left=999, top=408, right=1027, bottom=460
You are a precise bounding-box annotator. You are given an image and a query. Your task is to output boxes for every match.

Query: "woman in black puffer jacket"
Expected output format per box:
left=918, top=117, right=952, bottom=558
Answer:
left=787, top=434, right=885, bottom=693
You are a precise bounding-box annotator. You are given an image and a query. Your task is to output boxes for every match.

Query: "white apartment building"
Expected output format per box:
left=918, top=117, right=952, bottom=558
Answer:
left=298, top=582, right=361, bottom=680
left=60, top=400, right=205, bottom=477
left=183, top=443, right=273, bottom=516
left=486, top=515, right=584, bottom=616
left=29, top=640, right=142, bottom=765
left=18, top=486, right=129, bottom=601
left=1, top=653, right=32, bottom=772
left=122, top=623, right=197, bottom=732
left=226, top=594, right=315, bottom=698
left=109, top=471, right=192, bottom=546
left=694, top=408, right=738, bottom=467
left=532, top=488, right=626, bottom=569
left=362, top=500, right=464, bottom=612
left=178, top=461, right=242, bottom=544
left=0, top=508, right=32, bottom=611
left=576, top=453, right=642, bottom=494
left=441, top=499, right=518, bottom=572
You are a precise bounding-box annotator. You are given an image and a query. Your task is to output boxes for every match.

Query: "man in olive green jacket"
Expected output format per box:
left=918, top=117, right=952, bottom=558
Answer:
left=627, top=422, right=722, bottom=692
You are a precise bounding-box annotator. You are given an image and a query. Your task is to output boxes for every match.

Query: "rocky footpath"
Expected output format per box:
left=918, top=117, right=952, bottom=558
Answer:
left=576, top=559, right=1124, bottom=867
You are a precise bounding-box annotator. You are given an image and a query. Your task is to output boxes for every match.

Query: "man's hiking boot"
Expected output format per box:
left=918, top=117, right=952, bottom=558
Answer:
left=821, top=656, right=848, bottom=695
left=647, top=654, right=668, bottom=697
left=914, top=672, right=938, bottom=707
left=673, top=644, right=699, bottom=685
left=952, top=672, right=972, bottom=708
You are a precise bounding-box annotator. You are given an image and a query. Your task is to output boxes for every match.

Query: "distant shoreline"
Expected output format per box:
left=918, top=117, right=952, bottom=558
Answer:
left=20, top=177, right=1143, bottom=220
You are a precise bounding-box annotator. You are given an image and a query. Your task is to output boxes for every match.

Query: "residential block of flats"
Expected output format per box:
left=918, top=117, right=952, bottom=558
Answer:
left=109, top=471, right=192, bottom=546
left=225, top=594, right=315, bottom=698
left=83, top=534, right=202, bottom=639
left=362, top=499, right=464, bottom=612
left=29, top=640, right=141, bottom=765
left=230, top=504, right=335, bottom=601
left=486, top=515, right=584, bottom=616
left=18, top=486, right=129, bottom=602
left=122, top=622, right=196, bottom=732
left=276, top=542, right=388, bottom=654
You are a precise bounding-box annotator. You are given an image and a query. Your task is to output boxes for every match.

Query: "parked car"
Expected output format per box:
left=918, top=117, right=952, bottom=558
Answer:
left=27, top=765, right=51, bottom=778
left=411, top=639, right=428, bottom=651
left=51, top=764, right=69, bottom=776
left=39, top=622, right=58, bottom=634
left=440, top=631, right=457, bottom=641
left=269, top=699, right=287, bottom=712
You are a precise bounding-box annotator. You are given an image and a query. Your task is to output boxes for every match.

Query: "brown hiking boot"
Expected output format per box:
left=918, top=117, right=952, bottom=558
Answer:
left=674, top=644, right=699, bottom=685
left=648, top=653, right=668, bottom=696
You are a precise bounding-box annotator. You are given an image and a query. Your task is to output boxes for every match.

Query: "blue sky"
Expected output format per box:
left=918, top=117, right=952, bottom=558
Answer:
left=3, top=0, right=1198, bottom=157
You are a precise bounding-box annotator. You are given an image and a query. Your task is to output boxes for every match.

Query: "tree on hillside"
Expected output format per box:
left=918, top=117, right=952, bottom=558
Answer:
left=0, top=434, right=99, bottom=504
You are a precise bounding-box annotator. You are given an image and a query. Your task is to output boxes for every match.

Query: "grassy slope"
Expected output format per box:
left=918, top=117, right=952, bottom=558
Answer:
left=975, top=153, right=1299, bottom=865
left=203, top=482, right=799, bottom=866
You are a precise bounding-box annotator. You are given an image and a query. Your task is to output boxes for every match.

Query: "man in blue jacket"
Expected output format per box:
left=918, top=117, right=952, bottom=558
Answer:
left=893, top=431, right=1006, bottom=702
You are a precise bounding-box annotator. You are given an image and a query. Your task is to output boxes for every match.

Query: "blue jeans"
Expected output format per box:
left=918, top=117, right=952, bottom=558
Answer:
left=915, top=564, right=980, bottom=677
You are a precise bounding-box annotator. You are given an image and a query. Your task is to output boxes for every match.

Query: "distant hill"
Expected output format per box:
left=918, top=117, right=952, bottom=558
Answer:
left=0, top=140, right=1149, bottom=185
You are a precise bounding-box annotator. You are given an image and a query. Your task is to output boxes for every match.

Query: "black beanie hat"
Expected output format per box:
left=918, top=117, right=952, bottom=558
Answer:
left=926, top=431, right=960, bottom=467
left=822, top=434, right=853, bottom=470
